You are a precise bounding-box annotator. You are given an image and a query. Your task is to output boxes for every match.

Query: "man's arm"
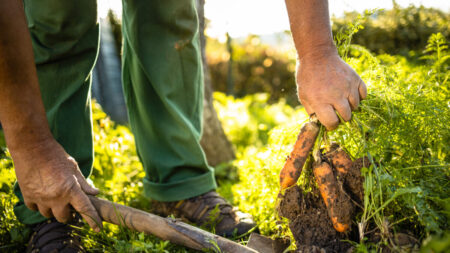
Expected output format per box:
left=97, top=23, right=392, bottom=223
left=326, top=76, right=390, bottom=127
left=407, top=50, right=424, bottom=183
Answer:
left=0, top=0, right=101, bottom=231
left=285, top=0, right=367, bottom=130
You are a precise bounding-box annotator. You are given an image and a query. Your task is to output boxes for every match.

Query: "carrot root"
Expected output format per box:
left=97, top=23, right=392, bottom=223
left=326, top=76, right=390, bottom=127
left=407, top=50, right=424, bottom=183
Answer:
left=325, top=142, right=353, bottom=174
left=279, top=121, right=319, bottom=190
left=313, top=161, right=353, bottom=233
left=325, top=143, right=368, bottom=204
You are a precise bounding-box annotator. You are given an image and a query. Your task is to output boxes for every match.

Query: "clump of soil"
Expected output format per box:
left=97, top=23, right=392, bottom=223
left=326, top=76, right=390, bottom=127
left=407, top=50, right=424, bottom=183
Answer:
left=278, top=186, right=352, bottom=252
left=278, top=144, right=370, bottom=252
left=344, top=157, right=369, bottom=204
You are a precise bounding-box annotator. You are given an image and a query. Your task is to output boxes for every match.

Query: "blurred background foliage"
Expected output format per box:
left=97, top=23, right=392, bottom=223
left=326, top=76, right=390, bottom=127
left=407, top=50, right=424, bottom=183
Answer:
left=206, top=5, right=449, bottom=104
left=107, top=5, right=449, bottom=106
left=332, top=5, right=450, bottom=56
left=206, top=35, right=298, bottom=105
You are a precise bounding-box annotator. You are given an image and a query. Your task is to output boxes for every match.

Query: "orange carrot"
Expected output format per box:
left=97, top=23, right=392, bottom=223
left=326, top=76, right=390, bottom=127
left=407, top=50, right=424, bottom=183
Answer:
left=313, top=161, right=353, bottom=233
left=325, top=143, right=353, bottom=174
left=279, top=121, right=319, bottom=190
left=325, top=143, right=368, bottom=204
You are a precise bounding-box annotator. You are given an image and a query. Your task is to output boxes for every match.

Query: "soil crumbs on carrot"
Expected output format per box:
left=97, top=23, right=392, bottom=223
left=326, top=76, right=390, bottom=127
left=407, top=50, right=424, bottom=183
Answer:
left=278, top=186, right=354, bottom=252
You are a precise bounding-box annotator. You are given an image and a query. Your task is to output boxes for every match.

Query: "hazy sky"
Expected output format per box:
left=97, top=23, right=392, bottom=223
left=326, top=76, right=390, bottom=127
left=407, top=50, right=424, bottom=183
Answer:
left=98, top=0, right=450, bottom=39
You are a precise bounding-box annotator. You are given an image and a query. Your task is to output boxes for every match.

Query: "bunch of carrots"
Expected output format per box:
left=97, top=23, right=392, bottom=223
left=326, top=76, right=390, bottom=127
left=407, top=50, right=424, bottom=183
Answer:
left=279, top=118, right=368, bottom=233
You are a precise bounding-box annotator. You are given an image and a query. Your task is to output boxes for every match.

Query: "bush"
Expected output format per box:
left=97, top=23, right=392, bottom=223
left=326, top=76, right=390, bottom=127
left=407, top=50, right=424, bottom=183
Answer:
left=207, top=35, right=299, bottom=105
left=332, top=5, right=450, bottom=55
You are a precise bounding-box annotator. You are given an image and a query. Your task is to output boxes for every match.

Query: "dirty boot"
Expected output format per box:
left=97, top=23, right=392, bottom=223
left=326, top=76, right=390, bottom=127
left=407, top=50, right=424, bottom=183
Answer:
left=150, top=191, right=257, bottom=237
left=26, top=215, right=85, bottom=253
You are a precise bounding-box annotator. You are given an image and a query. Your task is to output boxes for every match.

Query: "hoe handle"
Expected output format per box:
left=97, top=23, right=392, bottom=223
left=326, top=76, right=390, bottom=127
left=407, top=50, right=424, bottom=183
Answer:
left=89, top=196, right=257, bottom=253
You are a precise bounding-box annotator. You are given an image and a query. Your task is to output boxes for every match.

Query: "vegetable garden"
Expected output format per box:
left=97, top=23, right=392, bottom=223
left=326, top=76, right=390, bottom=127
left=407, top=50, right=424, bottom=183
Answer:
left=1, top=7, right=449, bottom=252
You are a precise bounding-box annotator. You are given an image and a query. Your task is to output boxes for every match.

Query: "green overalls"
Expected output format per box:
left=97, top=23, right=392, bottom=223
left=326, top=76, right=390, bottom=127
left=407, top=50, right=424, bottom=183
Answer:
left=14, top=0, right=217, bottom=225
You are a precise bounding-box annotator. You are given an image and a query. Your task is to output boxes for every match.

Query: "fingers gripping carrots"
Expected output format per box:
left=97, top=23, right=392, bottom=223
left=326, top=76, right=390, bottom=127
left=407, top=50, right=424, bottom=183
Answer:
left=279, top=120, right=319, bottom=190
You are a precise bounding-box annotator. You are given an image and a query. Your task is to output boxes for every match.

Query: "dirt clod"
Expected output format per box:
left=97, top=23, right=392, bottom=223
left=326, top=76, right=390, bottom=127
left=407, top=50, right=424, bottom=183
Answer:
left=278, top=186, right=352, bottom=252
left=345, top=157, right=370, bottom=204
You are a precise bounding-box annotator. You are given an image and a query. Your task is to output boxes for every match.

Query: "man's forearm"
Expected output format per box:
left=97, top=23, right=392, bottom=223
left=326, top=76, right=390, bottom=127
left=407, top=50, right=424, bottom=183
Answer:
left=285, top=0, right=337, bottom=59
left=0, top=0, right=53, bottom=152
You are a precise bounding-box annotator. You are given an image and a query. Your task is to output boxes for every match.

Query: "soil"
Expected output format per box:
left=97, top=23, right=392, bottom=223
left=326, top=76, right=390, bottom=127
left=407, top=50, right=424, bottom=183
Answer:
left=277, top=186, right=353, bottom=252
left=344, top=157, right=369, bottom=204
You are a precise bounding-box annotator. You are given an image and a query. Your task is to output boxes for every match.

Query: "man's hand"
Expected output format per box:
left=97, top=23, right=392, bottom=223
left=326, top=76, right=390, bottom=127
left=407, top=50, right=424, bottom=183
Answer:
left=13, top=139, right=102, bottom=231
left=284, top=0, right=367, bottom=130
left=0, top=0, right=102, bottom=231
left=297, top=51, right=367, bottom=130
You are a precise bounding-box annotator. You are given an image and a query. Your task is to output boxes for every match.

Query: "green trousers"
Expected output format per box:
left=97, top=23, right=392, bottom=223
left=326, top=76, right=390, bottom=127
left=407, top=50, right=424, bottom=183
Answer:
left=14, top=0, right=216, bottom=225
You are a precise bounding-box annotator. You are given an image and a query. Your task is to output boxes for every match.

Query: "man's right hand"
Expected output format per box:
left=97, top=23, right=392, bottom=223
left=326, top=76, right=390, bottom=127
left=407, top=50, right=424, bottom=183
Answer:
left=13, top=138, right=102, bottom=232
left=0, top=0, right=102, bottom=232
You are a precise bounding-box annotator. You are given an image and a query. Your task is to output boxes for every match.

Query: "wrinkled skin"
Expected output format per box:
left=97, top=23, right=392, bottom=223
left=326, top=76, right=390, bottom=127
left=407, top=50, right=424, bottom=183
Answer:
left=285, top=0, right=367, bottom=130
left=13, top=138, right=102, bottom=231
left=297, top=52, right=367, bottom=130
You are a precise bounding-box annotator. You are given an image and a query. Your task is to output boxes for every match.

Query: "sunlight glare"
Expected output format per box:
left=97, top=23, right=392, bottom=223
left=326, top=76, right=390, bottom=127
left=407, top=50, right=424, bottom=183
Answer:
left=97, top=0, right=449, bottom=39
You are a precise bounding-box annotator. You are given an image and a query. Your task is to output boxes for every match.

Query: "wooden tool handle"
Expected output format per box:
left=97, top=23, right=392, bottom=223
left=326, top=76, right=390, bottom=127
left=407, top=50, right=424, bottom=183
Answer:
left=89, top=196, right=257, bottom=253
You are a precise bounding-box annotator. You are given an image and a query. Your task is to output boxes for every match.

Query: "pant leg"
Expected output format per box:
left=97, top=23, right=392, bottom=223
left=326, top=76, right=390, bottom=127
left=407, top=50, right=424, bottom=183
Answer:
left=121, top=0, right=216, bottom=202
left=13, top=0, right=99, bottom=225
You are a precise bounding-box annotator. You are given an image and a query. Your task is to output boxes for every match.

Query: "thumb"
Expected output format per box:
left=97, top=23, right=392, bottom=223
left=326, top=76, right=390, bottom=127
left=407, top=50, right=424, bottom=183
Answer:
left=76, top=173, right=100, bottom=196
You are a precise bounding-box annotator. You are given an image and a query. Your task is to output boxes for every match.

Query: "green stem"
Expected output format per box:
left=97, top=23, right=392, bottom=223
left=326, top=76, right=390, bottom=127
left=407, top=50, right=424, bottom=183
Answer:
left=312, top=124, right=325, bottom=162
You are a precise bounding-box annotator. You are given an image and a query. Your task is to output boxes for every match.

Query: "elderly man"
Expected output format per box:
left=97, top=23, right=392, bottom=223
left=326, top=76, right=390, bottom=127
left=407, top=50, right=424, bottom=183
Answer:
left=0, top=0, right=366, bottom=252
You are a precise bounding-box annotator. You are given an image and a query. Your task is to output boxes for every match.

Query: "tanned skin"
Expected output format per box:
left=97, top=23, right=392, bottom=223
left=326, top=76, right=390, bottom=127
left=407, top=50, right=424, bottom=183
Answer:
left=285, top=0, right=367, bottom=130
left=0, top=0, right=365, bottom=231
left=0, top=0, right=101, bottom=232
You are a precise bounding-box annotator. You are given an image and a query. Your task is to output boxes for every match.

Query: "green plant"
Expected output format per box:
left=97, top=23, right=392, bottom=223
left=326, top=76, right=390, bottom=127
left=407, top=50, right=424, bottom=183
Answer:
left=331, top=33, right=449, bottom=249
left=218, top=32, right=449, bottom=251
left=421, top=32, right=450, bottom=85
left=0, top=151, right=28, bottom=253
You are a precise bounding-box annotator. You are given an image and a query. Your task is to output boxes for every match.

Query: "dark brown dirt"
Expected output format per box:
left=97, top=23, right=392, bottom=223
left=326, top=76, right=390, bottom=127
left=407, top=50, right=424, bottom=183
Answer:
left=345, top=157, right=370, bottom=204
left=278, top=186, right=352, bottom=252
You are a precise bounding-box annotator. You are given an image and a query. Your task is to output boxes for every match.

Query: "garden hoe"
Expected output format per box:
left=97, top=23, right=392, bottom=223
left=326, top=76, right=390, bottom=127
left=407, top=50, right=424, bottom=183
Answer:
left=88, top=196, right=258, bottom=253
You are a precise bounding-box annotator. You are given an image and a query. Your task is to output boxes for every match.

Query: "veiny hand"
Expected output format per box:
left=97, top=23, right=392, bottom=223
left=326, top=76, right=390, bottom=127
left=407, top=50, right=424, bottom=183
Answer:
left=13, top=139, right=102, bottom=231
left=296, top=52, right=367, bottom=130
